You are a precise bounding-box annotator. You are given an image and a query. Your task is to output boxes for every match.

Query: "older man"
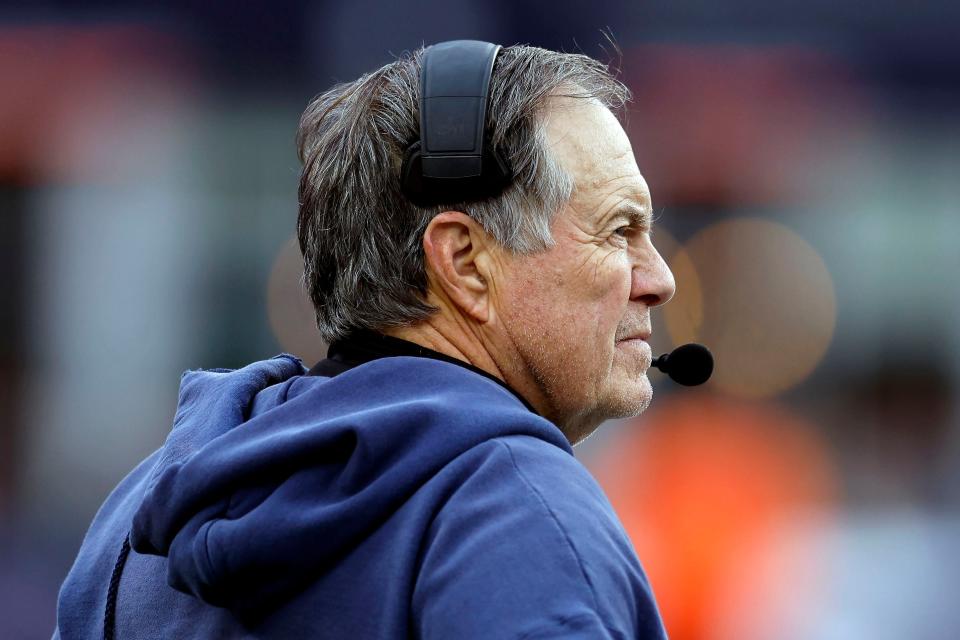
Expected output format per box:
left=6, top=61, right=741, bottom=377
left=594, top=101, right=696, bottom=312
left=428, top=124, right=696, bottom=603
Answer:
left=56, top=42, right=674, bottom=639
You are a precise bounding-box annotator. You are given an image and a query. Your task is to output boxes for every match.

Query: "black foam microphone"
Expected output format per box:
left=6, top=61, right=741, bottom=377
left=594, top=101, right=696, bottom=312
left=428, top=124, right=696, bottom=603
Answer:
left=651, top=343, right=714, bottom=386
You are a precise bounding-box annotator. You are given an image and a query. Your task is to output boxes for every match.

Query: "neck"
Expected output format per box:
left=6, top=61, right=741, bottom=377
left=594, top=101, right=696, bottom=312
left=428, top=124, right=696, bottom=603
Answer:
left=384, top=318, right=561, bottom=431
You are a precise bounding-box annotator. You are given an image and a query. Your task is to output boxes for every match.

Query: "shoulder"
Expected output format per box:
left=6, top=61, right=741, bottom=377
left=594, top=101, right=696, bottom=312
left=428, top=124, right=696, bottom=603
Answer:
left=466, top=436, right=647, bottom=595
left=414, top=435, right=665, bottom=639
left=421, top=434, right=629, bottom=559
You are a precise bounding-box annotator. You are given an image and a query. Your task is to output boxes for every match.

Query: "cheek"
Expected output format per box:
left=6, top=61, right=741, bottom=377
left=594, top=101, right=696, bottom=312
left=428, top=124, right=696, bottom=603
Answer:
left=503, top=249, right=632, bottom=343
left=565, top=263, right=632, bottom=362
left=586, top=255, right=634, bottom=325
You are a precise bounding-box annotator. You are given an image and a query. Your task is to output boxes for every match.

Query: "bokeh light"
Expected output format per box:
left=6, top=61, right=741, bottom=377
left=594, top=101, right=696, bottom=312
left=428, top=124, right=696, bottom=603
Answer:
left=591, top=394, right=838, bottom=640
left=664, top=218, right=836, bottom=397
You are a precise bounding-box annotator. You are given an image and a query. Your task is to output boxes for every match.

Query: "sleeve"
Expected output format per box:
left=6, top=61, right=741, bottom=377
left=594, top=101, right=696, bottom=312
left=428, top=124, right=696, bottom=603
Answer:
left=411, top=436, right=666, bottom=640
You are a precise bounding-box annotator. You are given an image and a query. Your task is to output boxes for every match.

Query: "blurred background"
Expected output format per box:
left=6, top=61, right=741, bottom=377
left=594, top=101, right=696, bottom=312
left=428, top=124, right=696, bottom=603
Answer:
left=2, top=1, right=958, bottom=638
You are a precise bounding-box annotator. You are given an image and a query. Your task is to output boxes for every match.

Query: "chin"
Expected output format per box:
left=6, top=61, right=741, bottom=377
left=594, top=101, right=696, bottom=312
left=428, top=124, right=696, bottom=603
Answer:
left=603, top=373, right=654, bottom=419
left=556, top=376, right=653, bottom=446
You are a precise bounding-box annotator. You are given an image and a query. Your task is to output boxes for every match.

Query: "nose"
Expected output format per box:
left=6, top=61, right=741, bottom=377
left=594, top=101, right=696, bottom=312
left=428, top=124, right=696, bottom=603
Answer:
left=631, top=239, right=676, bottom=307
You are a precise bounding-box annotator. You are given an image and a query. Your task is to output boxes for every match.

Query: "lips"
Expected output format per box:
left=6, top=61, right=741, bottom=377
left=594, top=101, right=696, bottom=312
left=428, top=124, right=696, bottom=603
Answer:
left=616, top=331, right=651, bottom=343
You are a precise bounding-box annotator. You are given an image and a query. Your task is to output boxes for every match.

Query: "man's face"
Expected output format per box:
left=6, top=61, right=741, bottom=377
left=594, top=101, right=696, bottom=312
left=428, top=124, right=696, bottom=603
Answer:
left=494, top=97, right=675, bottom=444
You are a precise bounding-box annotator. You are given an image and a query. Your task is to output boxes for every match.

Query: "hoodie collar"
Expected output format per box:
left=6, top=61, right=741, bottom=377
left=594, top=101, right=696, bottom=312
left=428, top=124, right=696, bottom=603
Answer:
left=307, top=330, right=539, bottom=416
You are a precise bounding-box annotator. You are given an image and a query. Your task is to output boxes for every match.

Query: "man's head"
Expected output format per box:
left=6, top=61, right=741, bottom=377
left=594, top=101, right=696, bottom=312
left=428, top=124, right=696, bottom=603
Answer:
left=297, top=45, right=674, bottom=443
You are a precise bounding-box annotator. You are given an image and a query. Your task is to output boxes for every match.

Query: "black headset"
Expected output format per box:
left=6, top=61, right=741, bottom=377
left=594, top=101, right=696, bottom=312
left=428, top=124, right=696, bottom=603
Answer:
left=400, top=40, right=513, bottom=207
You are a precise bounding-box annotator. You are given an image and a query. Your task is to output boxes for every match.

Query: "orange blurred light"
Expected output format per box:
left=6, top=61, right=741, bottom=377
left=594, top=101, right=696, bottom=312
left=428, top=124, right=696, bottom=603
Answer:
left=591, top=394, right=838, bottom=640
left=665, top=218, right=836, bottom=397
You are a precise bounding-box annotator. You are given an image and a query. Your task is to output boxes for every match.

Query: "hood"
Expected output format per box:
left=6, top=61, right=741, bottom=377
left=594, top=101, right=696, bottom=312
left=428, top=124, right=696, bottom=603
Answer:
left=129, top=353, right=567, bottom=615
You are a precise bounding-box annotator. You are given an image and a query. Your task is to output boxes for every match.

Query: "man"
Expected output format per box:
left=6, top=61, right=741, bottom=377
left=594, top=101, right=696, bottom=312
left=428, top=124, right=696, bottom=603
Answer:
left=55, top=42, right=675, bottom=639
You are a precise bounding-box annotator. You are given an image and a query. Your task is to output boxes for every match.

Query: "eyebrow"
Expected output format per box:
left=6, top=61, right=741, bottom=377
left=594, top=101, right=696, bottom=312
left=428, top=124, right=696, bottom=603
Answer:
left=609, top=202, right=653, bottom=230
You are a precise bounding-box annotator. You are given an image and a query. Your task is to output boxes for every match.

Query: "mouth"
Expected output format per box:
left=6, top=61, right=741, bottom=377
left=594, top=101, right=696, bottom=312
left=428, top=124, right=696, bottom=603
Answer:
left=615, top=331, right=652, bottom=343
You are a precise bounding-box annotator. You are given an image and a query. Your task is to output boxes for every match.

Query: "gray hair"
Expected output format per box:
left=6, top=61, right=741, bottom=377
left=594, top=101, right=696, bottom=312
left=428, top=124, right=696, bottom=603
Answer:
left=296, top=45, right=631, bottom=342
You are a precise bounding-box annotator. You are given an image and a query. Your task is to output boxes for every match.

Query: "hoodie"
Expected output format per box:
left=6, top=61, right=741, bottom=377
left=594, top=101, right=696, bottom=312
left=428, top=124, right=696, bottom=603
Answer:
left=54, top=352, right=666, bottom=639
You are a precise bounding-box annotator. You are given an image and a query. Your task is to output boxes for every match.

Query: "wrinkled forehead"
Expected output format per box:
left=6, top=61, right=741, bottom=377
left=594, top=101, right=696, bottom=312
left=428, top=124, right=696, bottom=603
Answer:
left=542, top=95, right=650, bottom=210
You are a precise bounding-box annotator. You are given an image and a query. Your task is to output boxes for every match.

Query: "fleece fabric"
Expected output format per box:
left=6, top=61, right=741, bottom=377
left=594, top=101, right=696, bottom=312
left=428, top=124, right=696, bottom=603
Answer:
left=54, top=354, right=666, bottom=639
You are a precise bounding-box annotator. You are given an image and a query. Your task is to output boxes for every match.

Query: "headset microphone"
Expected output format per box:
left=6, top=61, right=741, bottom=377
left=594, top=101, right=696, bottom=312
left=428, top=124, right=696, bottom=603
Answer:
left=651, top=343, right=714, bottom=386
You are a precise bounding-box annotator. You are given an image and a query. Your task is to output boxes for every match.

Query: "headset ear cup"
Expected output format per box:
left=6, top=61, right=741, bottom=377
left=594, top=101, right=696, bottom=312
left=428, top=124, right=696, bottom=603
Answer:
left=402, top=140, right=512, bottom=208
left=400, top=141, right=425, bottom=205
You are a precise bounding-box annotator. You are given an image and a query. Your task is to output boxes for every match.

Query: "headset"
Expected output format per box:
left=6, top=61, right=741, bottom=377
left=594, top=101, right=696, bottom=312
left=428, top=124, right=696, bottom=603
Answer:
left=400, top=40, right=513, bottom=207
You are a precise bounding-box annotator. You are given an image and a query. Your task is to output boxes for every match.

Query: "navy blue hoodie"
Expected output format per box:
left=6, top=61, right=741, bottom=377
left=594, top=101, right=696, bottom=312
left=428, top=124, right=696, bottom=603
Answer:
left=55, top=352, right=666, bottom=638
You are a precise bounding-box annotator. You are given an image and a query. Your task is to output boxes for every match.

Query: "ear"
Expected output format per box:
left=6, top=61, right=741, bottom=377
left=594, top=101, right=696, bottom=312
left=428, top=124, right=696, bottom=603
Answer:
left=422, top=211, right=493, bottom=323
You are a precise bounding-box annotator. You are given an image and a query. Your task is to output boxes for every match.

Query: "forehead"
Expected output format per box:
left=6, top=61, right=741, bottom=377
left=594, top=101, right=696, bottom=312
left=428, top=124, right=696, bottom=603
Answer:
left=542, top=96, right=650, bottom=210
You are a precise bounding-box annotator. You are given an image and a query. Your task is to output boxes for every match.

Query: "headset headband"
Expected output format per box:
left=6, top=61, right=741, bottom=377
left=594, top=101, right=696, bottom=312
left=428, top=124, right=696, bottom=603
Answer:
left=400, top=40, right=513, bottom=206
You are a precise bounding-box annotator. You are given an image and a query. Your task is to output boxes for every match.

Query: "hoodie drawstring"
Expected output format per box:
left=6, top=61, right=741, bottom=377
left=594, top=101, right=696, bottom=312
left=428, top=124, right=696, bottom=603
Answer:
left=103, top=533, right=131, bottom=640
